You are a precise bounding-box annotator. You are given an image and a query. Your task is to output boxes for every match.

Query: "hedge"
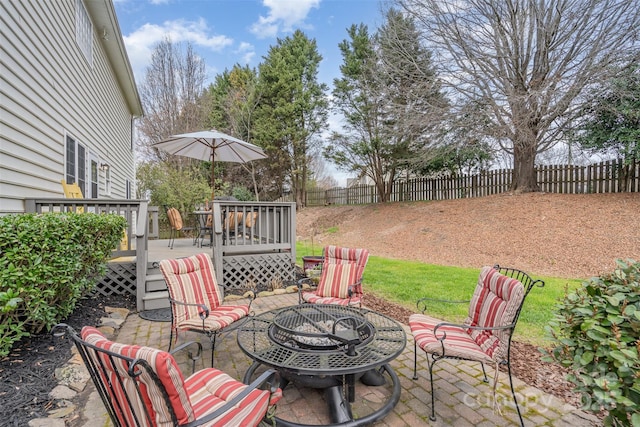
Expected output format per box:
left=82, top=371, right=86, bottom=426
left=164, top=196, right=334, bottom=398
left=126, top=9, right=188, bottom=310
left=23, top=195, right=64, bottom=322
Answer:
left=0, top=212, right=127, bottom=357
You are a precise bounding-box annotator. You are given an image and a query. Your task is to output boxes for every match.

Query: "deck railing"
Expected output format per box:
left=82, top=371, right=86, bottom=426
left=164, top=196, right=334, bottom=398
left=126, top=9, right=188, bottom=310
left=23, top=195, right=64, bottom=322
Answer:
left=23, top=198, right=297, bottom=302
left=210, top=201, right=297, bottom=289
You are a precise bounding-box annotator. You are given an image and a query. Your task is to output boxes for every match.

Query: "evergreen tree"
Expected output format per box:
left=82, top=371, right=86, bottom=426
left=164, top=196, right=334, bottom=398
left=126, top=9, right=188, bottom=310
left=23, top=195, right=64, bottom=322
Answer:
left=327, top=11, right=446, bottom=202
left=255, top=30, right=329, bottom=206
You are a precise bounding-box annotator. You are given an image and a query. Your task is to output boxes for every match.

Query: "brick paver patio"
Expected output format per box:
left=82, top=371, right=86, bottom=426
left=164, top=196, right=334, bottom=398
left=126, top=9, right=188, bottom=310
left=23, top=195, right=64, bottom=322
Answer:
left=106, top=292, right=599, bottom=427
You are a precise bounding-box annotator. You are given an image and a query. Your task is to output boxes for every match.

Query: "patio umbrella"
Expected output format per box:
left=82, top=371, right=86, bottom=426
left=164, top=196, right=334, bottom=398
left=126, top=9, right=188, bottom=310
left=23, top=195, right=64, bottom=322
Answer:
left=153, top=129, right=267, bottom=199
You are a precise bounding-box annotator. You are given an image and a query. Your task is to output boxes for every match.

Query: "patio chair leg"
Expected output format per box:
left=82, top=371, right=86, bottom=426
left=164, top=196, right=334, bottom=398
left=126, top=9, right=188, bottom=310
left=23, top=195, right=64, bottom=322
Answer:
left=481, top=362, right=488, bottom=382
left=168, top=328, right=175, bottom=352
left=168, top=229, right=175, bottom=249
left=412, top=341, right=419, bottom=380
left=508, top=362, right=525, bottom=427
left=428, top=356, right=437, bottom=422
left=210, top=333, right=217, bottom=367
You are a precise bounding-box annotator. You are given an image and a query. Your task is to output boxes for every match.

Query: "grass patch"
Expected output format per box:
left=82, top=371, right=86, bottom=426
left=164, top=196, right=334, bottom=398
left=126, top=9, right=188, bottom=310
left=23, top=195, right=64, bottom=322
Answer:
left=296, top=241, right=582, bottom=347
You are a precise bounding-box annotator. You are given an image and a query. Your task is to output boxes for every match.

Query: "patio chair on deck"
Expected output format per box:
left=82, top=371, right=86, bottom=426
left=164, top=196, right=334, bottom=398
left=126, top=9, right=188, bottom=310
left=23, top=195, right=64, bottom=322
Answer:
left=166, top=207, right=196, bottom=249
left=222, top=210, right=244, bottom=243
left=62, top=179, right=129, bottom=250
left=297, top=245, right=369, bottom=307
left=159, top=253, right=254, bottom=366
left=409, top=265, right=544, bottom=427
left=52, top=324, right=281, bottom=427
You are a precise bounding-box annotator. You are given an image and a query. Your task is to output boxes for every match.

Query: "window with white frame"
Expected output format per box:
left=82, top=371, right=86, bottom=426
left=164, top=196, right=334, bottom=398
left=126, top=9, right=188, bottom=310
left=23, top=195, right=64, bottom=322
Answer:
left=90, top=158, right=98, bottom=198
left=65, top=135, right=87, bottom=196
left=105, top=166, right=112, bottom=196
left=75, top=0, right=92, bottom=65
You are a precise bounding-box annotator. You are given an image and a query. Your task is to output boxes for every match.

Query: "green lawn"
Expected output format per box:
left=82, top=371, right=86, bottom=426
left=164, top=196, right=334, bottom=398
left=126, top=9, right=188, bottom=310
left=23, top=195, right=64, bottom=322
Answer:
left=296, top=241, right=583, bottom=347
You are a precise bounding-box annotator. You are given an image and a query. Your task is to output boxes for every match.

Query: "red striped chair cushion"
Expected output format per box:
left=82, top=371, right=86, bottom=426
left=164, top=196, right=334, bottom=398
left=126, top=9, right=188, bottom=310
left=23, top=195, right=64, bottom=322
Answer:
left=316, top=263, right=358, bottom=298
left=160, top=253, right=249, bottom=332
left=301, top=292, right=362, bottom=306
left=160, top=253, right=223, bottom=312
left=81, top=326, right=194, bottom=427
left=176, top=305, right=250, bottom=331
left=465, top=267, right=524, bottom=361
left=409, top=267, right=525, bottom=364
left=315, top=246, right=369, bottom=299
left=185, top=368, right=282, bottom=426
left=409, top=314, right=494, bottom=364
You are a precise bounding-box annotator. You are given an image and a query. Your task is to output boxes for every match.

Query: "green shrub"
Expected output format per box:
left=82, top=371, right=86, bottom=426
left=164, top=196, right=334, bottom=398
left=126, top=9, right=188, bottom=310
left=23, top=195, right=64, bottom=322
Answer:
left=0, top=212, right=126, bottom=357
left=544, top=259, right=640, bottom=427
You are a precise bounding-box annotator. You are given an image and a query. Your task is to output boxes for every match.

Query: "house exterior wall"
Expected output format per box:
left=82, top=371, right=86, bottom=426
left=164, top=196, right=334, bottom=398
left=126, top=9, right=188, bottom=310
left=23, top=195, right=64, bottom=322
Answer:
left=0, top=0, right=141, bottom=214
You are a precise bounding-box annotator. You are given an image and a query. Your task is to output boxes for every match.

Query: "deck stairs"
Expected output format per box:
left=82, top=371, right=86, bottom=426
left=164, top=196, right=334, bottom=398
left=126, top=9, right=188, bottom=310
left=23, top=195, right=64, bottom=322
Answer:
left=142, top=262, right=170, bottom=310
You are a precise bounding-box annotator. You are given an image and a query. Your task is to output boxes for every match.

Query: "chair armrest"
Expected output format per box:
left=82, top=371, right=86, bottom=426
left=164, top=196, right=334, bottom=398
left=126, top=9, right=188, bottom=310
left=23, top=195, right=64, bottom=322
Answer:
left=415, top=297, right=469, bottom=314
left=245, top=289, right=256, bottom=310
left=347, top=279, right=363, bottom=297
left=169, top=341, right=203, bottom=375
left=432, top=321, right=517, bottom=341
left=297, top=277, right=315, bottom=289
left=186, top=369, right=280, bottom=427
left=168, top=297, right=210, bottom=319
left=297, top=278, right=316, bottom=304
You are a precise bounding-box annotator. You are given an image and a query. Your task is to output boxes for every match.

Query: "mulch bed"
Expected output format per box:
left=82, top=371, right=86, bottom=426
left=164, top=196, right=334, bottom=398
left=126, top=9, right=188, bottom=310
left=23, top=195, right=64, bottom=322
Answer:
left=0, top=293, right=136, bottom=427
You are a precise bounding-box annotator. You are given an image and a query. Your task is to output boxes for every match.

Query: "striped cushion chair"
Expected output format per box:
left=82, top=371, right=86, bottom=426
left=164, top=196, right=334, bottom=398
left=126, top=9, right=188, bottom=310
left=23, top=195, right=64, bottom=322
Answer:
left=159, top=253, right=253, bottom=366
left=53, top=325, right=280, bottom=427
left=299, top=245, right=369, bottom=307
left=409, top=265, right=544, bottom=427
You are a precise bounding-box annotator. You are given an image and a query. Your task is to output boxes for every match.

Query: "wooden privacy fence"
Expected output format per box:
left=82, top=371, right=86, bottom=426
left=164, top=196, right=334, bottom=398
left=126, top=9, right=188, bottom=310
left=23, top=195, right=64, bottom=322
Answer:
left=304, top=159, right=640, bottom=206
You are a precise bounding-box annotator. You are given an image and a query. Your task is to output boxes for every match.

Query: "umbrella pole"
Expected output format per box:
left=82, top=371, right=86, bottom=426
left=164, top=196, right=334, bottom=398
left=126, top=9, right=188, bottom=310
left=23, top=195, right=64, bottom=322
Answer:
left=211, top=148, right=215, bottom=200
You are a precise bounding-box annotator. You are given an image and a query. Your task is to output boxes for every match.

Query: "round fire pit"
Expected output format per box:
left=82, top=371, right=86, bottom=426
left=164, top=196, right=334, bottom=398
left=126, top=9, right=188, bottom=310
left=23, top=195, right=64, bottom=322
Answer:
left=237, top=304, right=406, bottom=426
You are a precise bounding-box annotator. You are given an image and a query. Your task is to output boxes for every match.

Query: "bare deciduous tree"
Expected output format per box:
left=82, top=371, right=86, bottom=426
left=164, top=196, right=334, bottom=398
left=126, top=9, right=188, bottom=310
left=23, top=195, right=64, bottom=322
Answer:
left=398, top=0, right=640, bottom=192
left=138, top=38, right=207, bottom=159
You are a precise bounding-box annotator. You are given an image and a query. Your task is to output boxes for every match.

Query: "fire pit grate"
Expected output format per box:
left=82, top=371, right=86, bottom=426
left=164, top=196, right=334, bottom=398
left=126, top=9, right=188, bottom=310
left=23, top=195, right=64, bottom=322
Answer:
left=269, top=305, right=373, bottom=352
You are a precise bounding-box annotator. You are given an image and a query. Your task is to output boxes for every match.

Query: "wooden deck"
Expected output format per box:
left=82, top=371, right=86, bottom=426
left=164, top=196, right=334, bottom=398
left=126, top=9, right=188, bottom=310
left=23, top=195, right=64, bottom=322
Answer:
left=147, top=237, right=210, bottom=263
left=26, top=199, right=297, bottom=311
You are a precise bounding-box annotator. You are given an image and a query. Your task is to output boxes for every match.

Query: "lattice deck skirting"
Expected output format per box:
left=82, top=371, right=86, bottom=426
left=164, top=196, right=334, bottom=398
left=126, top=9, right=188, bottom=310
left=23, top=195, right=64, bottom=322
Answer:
left=94, top=259, right=137, bottom=297
left=223, top=253, right=296, bottom=293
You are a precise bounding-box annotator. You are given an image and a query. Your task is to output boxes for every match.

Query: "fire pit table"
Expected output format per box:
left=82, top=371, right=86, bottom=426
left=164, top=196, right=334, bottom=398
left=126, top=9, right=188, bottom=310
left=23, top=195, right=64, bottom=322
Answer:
left=237, top=304, right=406, bottom=426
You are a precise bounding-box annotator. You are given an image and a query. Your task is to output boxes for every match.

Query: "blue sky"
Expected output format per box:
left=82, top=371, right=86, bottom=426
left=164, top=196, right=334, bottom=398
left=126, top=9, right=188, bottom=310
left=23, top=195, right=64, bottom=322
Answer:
left=114, top=0, right=384, bottom=87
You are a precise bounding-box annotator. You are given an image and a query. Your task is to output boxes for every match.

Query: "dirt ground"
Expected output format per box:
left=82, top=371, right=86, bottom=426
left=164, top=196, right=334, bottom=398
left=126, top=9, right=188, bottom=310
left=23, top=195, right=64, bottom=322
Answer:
left=295, top=192, right=640, bottom=280
left=295, top=191, right=640, bottom=411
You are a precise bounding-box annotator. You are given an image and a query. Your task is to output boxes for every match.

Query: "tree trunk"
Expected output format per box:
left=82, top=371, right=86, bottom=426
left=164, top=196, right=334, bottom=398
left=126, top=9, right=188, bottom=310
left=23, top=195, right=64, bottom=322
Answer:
left=375, top=177, right=388, bottom=202
left=511, top=142, right=540, bottom=193
left=296, top=187, right=305, bottom=209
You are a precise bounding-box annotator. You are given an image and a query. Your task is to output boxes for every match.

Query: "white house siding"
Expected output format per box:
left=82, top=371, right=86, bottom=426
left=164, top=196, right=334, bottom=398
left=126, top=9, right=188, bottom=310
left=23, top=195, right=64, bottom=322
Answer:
left=0, top=0, right=140, bottom=214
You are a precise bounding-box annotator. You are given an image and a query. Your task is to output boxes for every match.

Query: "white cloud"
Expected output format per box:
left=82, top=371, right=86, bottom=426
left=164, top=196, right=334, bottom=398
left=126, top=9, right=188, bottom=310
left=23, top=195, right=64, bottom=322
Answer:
left=250, top=0, right=321, bottom=38
left=123, top=18, right=233, bottom=80
left=237, top=42, right=256, bottom=65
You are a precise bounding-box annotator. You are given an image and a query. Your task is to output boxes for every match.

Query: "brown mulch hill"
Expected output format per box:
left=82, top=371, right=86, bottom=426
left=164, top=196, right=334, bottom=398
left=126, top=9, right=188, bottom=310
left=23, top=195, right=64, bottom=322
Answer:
left=296, top=192, right=640, bottom=411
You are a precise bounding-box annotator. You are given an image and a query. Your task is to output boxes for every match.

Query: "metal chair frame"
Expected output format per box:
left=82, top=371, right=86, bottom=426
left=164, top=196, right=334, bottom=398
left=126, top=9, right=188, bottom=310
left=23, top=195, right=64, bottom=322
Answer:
left=52, top=324, right=279, bottom=427
left=160, top=253, right=255, bottom=366
left=411, top=265, right=544, bottom=427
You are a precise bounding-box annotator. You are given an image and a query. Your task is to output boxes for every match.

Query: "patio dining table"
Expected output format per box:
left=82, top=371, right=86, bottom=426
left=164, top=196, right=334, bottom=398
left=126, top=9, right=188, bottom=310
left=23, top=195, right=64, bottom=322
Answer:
left=193, top=210, right=213, bottom=247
